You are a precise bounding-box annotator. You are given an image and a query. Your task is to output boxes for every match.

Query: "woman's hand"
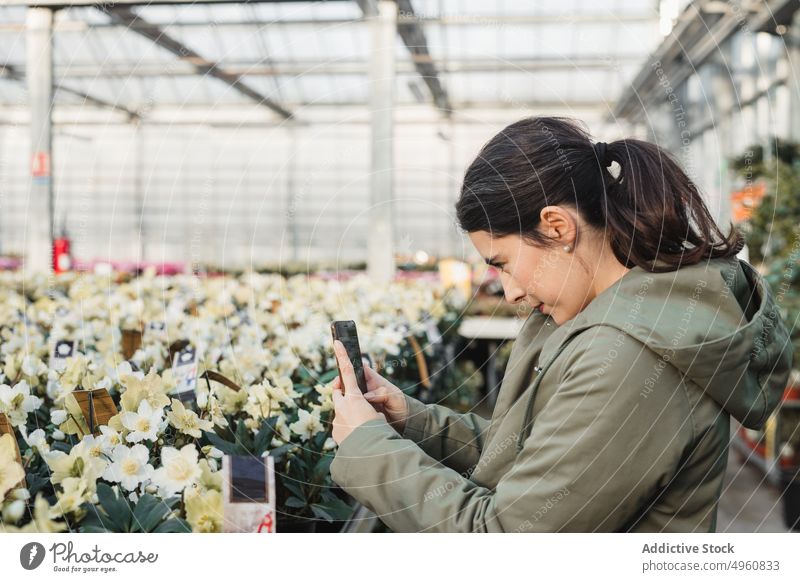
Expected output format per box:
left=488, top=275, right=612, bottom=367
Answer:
left=361, top=364, right=409, bottom=434
left=329, top=341, right=410, bottom=443
left=330, top=340, right=382, bottom=445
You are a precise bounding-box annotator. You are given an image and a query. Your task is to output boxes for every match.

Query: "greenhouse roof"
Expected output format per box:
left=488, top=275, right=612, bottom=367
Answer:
left=0, top=0, right=664, bottom=123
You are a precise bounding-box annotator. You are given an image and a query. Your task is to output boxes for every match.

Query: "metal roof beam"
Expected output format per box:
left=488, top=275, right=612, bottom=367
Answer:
left=106, top=5, right=293, bottom=119
left=36, top=56, right=643, bottom=79
left=7, top=0, right=343, bottom=6
left=354, top=0, right=451, bottom=115
left=1, top=62, right=139, bottom=119
left=393, top=0, right=451, bottom=115
left=613, top=0, right=798, bottom=121
left=0, top=14, right=657, bottom=31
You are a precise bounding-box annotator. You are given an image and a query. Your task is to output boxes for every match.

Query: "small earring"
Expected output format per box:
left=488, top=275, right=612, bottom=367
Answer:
left=563, top=245, right=572, bottom=253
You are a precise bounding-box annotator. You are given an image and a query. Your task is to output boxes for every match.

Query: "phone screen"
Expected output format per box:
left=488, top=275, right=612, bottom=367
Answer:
left=331, top=320, right=368, bottom=394
left=230, top=456, right=268, bottom=503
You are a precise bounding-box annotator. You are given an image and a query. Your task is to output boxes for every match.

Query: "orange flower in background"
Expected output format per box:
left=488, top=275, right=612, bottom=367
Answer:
left=731, top=182, right=767, bottom=223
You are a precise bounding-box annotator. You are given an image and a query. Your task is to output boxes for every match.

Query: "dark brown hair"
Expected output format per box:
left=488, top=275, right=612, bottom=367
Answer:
left=455, top=116, right=744, bottom=272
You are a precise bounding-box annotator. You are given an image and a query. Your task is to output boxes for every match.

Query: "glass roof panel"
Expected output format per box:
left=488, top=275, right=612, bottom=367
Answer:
left=0, top=0, right=663, bottom=117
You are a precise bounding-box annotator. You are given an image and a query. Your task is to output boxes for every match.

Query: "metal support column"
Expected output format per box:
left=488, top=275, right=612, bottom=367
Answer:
left=25, top=7, right=55, bottom=275
left=788, top=10, right=800, bottom=142
left=367, top=0, right=396, bottom=282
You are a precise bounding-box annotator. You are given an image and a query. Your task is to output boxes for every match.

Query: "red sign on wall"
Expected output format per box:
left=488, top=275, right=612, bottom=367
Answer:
left=31, top=151, right=50, bottom=178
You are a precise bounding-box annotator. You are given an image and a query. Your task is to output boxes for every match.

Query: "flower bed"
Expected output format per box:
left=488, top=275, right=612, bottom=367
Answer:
left=0, top=271, right=465, bottom=532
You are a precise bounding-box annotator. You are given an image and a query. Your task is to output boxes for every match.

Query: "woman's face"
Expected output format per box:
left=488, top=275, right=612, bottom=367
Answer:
left=467, top=206, right=606, bottom=325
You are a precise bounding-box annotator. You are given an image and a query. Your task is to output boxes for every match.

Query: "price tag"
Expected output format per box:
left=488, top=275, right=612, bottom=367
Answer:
left=222, top=455, right=276, bottom=533
left=121, top=328, right=143, bottom=360
left=72, top=388, right=118, bottom=435
left=50, top=339, right=76, bottom=372
left=171, top=344, right=200, bottom=406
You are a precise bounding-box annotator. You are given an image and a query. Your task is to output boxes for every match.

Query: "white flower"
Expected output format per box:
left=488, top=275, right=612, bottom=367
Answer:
left=50, top=409, right=68, bottom=425
left=0, top=381, right=43, bottom=426
left=97, top=426, right=123, bottom=455
left=2, top=499, right=25, bottom=523
left=43, top=437, right=107, bottom=487
left=151, top=444, right=201, bottom=497
left=166, top=398, right=213, bottom=439
left=52, top=429, right=66, bottom=441
left=21, top=355, right=47, bottom=378
left=103, top=444, right=154, bottom=492
left=20, top=427, right=49, bottom=455
left=120, top=399, right=164, bottom=444
left=289, top=408, right=324, bottom=441
left=94, top=376, right=112, bottom=391
left=116, top=361, right=144, bottom=382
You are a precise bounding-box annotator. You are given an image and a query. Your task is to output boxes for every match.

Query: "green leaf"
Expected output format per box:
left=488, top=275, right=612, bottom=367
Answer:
left=153, top=518, right=192, bottom=533
left=285, top=496, right=306, bottom=508
left=95, top=484, right=132, bottom=532
left=313, top=497, right=354, bottom=522
left=312, top=455, right=334, bottom=482
left=253, top=417, right=278, bottom=456
left=268, top=443, right=295, bottom=462
left=282, top=479, right=305, bottom=501
left=310, top=504, right=333, bottom=522
left=132, top=494, right=172, bottom=533
left=205, top=431, right=240, bottom=456
left=79, top=506, right=112, bottom=533
left=293, top=384, right=312, bottom=396
left=235, top=420, right=252, bottom=453
left=312, top=431, right=327, bottom=451
left=318, top=369, right=339, bottom=384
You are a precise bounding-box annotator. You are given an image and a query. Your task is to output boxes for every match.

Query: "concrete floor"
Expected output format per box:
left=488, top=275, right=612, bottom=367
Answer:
left=716, top=426, right=791, bottom=533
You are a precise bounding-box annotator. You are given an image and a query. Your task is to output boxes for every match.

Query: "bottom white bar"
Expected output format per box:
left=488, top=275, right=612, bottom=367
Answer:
left=0, top=533, right=797, bottom=581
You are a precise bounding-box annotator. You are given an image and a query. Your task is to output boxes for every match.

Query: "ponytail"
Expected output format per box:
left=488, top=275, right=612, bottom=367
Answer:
left=600, top=138, right=744, bottom=271
left=455, top=116, right=744, bottom=272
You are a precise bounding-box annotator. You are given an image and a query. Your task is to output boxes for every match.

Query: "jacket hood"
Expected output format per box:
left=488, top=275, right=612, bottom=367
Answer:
left=540, top=256, right=794, bottom=429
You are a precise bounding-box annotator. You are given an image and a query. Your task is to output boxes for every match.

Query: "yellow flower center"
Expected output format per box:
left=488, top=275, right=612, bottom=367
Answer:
left=167, top=459, right=192, bottom=482
left=121, top=458, right=140, bottom=476
left=136, top=418, right=151, bottom=433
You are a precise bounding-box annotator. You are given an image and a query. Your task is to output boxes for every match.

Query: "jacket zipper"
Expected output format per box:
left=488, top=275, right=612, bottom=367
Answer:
left=516, top=333, right=582, bottom=453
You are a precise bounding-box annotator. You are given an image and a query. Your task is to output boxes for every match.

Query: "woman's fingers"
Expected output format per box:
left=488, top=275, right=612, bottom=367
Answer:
left=333, top=340, right=360, bottom=396
left=364, top=387, right=398, bottom=414
left=363, top=365, right=384, bottom=389
left=327, top=375, right=342, bottom=395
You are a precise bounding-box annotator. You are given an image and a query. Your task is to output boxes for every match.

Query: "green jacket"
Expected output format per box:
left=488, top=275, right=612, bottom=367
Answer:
left=330, top=257, right=794, bottom=532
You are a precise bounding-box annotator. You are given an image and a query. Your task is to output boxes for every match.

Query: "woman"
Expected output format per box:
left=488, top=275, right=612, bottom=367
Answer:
left=328, top=116, right=794, bottom=532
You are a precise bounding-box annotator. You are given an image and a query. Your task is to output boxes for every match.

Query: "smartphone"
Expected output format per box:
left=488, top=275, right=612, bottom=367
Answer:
left=331, top=320, right=368, bottom=394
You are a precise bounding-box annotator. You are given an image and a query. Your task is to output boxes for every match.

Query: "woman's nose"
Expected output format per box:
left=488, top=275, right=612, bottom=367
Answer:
left=503, top=285, right=526, bottom=304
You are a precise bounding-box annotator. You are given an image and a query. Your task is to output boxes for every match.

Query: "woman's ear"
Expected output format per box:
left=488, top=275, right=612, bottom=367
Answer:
left=538, top=205, right=577, bottom=245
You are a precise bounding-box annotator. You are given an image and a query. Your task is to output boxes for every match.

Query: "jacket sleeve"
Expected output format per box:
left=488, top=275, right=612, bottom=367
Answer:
left=330, top=327, right=689, bottom=532
left=399, top=392, right=490, bottom=475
